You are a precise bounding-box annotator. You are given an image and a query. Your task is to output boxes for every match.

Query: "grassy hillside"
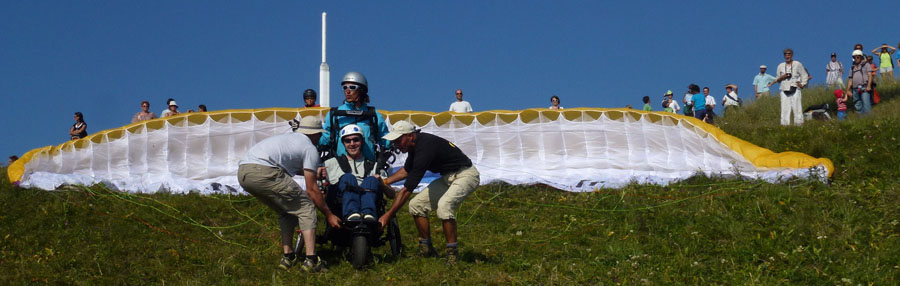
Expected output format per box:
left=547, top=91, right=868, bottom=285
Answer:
left=1, top=82, right=899, bottom=285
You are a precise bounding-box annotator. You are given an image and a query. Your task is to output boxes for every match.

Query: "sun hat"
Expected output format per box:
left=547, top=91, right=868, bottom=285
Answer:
left=382, top=121, right=417, bottom=141
left=169, top=101, right=178, bottom=107
left=852, top=50, right=864, bottom=57
left=294, top=116, right=324, bottom=134
left=759, top=65, right=767, bottom=69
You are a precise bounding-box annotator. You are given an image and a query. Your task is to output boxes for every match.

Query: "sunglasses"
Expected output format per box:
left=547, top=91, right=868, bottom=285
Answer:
left=342, top=84, right=360, bottom=91
left=342, top=137, right=362, bottom=143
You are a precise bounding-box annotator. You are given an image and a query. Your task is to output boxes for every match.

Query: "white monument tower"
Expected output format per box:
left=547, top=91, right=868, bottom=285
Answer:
left=319, top=12, right=330, bottom=107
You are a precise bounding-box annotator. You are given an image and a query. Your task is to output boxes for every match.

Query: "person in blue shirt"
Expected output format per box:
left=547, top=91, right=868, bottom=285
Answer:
left=753, top=65, right=776, bottom=98
left=688, top=84, right=707, bottom=121
left=320, top=71, right=391, bottom=161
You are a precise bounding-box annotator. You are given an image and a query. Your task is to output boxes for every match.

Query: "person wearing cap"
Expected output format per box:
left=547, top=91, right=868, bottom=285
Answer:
left=753, top=65, right=776, bottom=98
left=237, top=116, right=341, bottom=272
left=302, top=89, right=319, bottom=108
left=835, top=89, right=848, bottom=121
left=662, top=90, right=679, bottom=114
left=161, top=100, right=180, bottom=118
left=846, top=49, right=875, bottom=115
left=768, top=48, right=808, bottom=126
left=320, top=71, right=390, bottom=161
left=826, top=53, right=845, bottom=89
left=449, top=89, right=473, bottom=113
left=872, top=44, right=896, bottom=81
left=132, top=101, right=158, bottom=123
left=321, top=124, right=394, bottom=222
left=379, top=121, right=480, bottom=264
left=722, top=84, right=740, bottom=116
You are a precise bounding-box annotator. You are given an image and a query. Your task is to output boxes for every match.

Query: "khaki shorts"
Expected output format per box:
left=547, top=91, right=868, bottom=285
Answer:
left=238, top=164, right=317, bottom=230
left=409, top=166, right=480, bottom=220
left=756, top=91, right=771, bottom=97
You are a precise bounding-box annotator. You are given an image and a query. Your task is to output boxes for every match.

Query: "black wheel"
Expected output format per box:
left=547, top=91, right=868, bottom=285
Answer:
left=388, top=217, right=402, bottom=256
left=350, top=235, right=369, bottom=269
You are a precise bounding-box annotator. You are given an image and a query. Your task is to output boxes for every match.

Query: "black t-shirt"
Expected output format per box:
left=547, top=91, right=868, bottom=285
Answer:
left=402, top=132, right=472, bottom=190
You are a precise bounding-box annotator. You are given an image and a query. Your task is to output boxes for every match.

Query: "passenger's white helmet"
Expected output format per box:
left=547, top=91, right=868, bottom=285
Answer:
left=339, top=124, right=364, bottom=139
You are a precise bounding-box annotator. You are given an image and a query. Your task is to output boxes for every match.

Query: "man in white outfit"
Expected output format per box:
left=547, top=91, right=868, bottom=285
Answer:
left=768, top=48, right=808, bottom=126
left=448, top=89, right=473, bottom=113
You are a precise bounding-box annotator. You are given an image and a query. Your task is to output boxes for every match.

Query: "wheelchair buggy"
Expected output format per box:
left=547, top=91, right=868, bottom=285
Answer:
left=292, top=107, right=403, bottom=269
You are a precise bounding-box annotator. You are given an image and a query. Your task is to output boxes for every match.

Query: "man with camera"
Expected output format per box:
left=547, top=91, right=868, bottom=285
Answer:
left=846, top=49, right=876, bottom=115
left=768, top=48, right=808, bottom=126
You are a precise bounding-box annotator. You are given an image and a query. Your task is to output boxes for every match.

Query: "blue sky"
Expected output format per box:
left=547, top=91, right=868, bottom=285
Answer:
left=2, top=0, right=899, bottom=162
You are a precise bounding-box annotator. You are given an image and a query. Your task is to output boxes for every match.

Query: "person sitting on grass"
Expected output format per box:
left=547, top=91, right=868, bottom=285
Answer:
left=320, top=124, right=395, bottom=222
left=236, top=116, right=340, bottom=272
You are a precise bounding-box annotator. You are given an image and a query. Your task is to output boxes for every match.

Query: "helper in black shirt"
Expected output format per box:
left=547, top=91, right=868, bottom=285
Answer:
left=380, top=121, right=480, bottom=264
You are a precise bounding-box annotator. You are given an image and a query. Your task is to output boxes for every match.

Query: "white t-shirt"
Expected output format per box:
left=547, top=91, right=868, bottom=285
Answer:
left=449, top=101, right=473, bottom=113
left=683, top=93, right=693, bottom=105
left=548, top=106, right=564, bottom=110
left=723, top=91, right=740, bottom=106
left=705, top=95, right=716, bottom=108
left=239, top=132, right=320, bottom=177
left=668, top=100, right=680, bottom=113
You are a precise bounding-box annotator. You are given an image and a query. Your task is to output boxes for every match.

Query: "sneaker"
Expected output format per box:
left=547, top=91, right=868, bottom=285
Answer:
left=446, top=246, right=459, bottom=265
left=347, top=213, right=361, bottom=221
left=300, top=256, right=327, bottom=273
left=418, top=241, right=438, bottom=258
left=278, top=255, right=298, bottom=270
left=363, top=214, right=375, bottom=221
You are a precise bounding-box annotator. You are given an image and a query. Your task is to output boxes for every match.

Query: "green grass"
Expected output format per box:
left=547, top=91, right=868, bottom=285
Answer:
left=2, top=81, right=900, bottom=285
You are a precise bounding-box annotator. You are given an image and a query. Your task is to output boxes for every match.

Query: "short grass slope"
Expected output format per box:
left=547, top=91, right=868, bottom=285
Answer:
left=2, top=81, right=899, bottom=285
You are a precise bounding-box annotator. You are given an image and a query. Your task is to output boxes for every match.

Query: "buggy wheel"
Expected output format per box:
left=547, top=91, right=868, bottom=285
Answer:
left=388, top=217, right=402, bottom=256
left=350, top=235, right=369, bottom=269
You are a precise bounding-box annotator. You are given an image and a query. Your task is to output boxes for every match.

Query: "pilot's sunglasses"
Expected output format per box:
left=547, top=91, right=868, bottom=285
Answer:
left=342, top=84, right=360, bottom=91
left=342, top=137, right=362, bottom=143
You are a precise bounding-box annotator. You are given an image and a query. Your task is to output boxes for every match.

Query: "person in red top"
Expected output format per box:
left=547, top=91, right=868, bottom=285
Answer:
left=835, top=89, right=847, bottom=121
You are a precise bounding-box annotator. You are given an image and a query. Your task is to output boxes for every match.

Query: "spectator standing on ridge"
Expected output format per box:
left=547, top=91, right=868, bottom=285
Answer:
left=847, top=50, right=875, bottom=114
left=689, top=84, right=706, bottom=121
left=162, top=100, right=180, bottom=117
left=237, top=116, right=339, bottom=272
left=682, top=89, right=694, bottom=117
left=198, top=104, right=207, bottom=112
left=9, top=155, right=18, bottom=165
left=160, top=98, right=175, bottom=117
left=132, top=101, right=157, bottom=123
left=835, top=89, right=848, bottom=121
left=753, top=65, right=776, bottom=98
left=722, top=84, right=740, bottom=116
left=768, top=48, right=808, bottom=126
left=549, top=95, right=563, bottom=110
left=826, top=53, right=845, bottom=89
left=703, top=87, right=716, bottom=124
left=448, top=89, right=473, bottom=113
left=642, top=96, right=652, bottom=111
left=69, top=112, right=87, bottom=140
left=872, top=44, right=896, bottom=80
left=379, top=121, right=480, bottom=265
left=303, top=89, right=319, bottom=108
left=662, top=90, right=680, bottom=114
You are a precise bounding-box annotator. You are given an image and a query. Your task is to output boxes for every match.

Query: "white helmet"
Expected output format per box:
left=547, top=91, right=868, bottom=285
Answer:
left=339, top=124, right=364, bottom=139
left=342, top=71, right=368, bottom=89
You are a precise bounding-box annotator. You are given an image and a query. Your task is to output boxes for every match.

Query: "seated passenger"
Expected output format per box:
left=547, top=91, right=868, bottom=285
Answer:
left=322, top=124, right=393, bottom=221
